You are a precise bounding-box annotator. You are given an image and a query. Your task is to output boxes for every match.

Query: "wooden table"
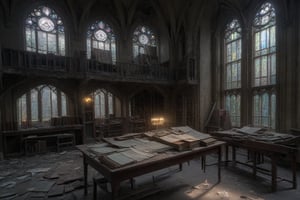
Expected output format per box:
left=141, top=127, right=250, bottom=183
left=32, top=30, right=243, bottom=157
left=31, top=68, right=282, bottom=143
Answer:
left=211, top=130, right=298, bottom=191
left=2, top=125, right=83, bottom=157
left=77, top=141, right=225, bottom=199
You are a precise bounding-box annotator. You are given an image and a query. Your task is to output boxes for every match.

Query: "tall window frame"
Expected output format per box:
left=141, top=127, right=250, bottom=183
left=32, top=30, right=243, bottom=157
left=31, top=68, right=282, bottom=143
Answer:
left=252, top=2, right=276, bottom=129
left=92, top=89, right=119, bottom=119
left=17, top=85, right=68, bottom=128
left=25, top=6, right=65, bottom=55
left=132, top=25, right=158, bottom=64
left=87, top=20, right=116, bottom=64
left=223, top=19, right=242, bottom=127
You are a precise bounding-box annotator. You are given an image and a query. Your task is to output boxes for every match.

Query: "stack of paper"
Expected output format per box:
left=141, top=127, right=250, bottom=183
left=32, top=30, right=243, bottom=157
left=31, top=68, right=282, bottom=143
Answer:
left=236, top=126, right=262, bottom=135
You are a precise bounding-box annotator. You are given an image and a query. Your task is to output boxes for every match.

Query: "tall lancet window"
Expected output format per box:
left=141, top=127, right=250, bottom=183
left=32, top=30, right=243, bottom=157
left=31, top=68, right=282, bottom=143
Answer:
left=87, top=21, right=116, bottom=64
left=25, top=6, right=65, bottom=55
left=224, top=19, right=242, bottom=127
left=132, top=26, right=157, bottom=64
left=252, top=2, right=276, bottom=129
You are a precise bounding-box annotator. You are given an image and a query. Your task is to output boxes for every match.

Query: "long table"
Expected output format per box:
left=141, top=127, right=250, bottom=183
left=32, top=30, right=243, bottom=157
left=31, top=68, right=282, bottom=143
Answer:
left=211, top=130, right=298, bottom=191
left=77, top=140, right=225, bottom=199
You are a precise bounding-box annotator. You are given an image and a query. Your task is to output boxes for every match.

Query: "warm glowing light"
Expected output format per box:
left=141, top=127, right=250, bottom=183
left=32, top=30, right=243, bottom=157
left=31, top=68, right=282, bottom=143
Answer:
left=84, top=97, right=92, bottom=103
left=151, top=117, right=165, bottom=126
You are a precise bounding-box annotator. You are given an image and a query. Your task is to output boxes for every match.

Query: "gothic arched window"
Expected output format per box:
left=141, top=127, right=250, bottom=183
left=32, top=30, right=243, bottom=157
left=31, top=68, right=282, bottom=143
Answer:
left=25, top=6, right=65, bottom=55
left=252, top=2, right=276, bottom=129
left=224, top=19, right=242, bottom=127
left=17, top=85, right=68, bottom=128
left=132, top=26, right=157, bottom=64
left=87, top=21, right=116, bottom=64
left=92, top=89, right=120, bottom=119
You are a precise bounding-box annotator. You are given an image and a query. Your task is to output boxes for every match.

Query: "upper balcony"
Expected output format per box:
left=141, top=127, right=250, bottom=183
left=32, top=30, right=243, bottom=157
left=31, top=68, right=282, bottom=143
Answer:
left=1, top=48, right=198, bottom=85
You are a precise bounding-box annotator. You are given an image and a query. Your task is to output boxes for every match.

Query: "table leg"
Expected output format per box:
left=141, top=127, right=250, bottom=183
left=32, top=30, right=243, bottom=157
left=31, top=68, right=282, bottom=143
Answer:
left=232, top=146, right=236, bottom=167
left=130, top=178, right=135, bottom=189
left=292, top=152, right=297, bottom=189
left=111, top=181, right=120, bottom=200
left=84, top=156, right=88, bottom=195
left=253, top=152, right=257, bottom=178
left=218, top=146, right=221, bottom=183
left=225, top=145, right=229, bottom=166
left=271, top=154, right=277, bottom=192
left=201, top=156, right=206, bottom=172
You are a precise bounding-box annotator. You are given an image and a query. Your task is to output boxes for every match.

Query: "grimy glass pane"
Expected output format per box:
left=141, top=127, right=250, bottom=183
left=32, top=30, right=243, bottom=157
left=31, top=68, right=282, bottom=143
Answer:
left=237, top=95, right=241, bottom=116
left=87, top=39, right=91, bottom=59
left=31, top=89, right=38, bottom=121
left=18, top=99, right=22, bottom=126
left=255, top=58, right=260, bottom=78
left=105, top=42, right=110, bottom=51
left=254, top=95, right=260, bottom=115
left=231, top=95, right=236, bottom=115
left=227, top=44, right=231, bottom=62
left=111, top=42, right=116, bottom=64
left=237, top=39, right=241, bottom=59
left=261, top=56, right=267, bottom=77
left=94, top=94, right=100, bottom=119
left=270, top=26, right=276, bottom=47
left=232, top=63, right=237, bottom=82
left=231, top=42, right=237, bottom=61
left=227, top=64, right=232, bottom=89
left=253, top=95, right=260, bottom=126
left=99, top=41, right=104, bottom=50
left=261, top=30, right=267, bottom=49
left=255, top=32, right=260, bottom=51
left=100, top=92, right=105, bottom=118
left=58, top=34, right=65, bottom=56
left=108, top=94, right=113, bottom=115
left=61, top=92, right=67, bottom=116
left=262, top=93, right=269, bottom=126
left=266, top=28, right=270, bottom=48
left=51, top=90, right=58, bottom=117
left=133, top=45, right=139, bottom=58
left=225, top=96, right=230, bottom=111
left=42, top=87, right=51, bottom=121
left=48, top=33, right=57, bottom=54
left=92, top=40, right=98, bottom=48
left=237, top=62, right=241, bottom=85
left=271, top=94, right=276, bottom=129
left=38, top=31, right=47, bottom=53
left=19, top=95, right=27, bottom=124
left=26, top=28, right=34, bottom=51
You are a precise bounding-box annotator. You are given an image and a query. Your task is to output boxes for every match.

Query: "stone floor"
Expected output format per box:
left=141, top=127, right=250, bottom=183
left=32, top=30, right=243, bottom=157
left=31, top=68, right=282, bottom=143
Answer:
left=0, top=148, right=299, bottom=200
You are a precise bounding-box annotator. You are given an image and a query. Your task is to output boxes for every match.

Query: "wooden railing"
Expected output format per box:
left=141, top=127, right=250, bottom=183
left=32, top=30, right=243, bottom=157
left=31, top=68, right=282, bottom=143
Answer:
left=1, top=48, right=197, bottom=83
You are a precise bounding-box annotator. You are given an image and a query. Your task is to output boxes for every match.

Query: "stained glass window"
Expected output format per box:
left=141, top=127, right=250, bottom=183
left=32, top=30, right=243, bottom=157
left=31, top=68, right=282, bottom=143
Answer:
left=252, top=2, right=276, bottom=129
left=92, top=89, right=119, bottom=119
left=25, top=6, right=65, bottom=55
left=132, top=26, right=157, bottom=63
left=224, top=19, right=242, bottom=89
left=87, top=21, right=116, bottom=64
left=253, top=92, right=276, bottom=128
left=17, top=85, right=68, bottom=128
left=223, top=19, right=242, bottom=127
left=225, top=94, right=241, bottom=127
left=253, top=2, right=276, bottom=86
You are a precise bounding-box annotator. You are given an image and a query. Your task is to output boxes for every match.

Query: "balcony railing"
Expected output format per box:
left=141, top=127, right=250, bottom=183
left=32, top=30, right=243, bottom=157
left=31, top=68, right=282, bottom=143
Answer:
left=1, top=48, right=197, bottom=83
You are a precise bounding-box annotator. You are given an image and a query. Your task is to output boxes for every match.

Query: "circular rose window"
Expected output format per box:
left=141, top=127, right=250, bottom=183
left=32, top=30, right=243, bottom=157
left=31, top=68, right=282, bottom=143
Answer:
left=38, top=17, right=55, bottom=32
